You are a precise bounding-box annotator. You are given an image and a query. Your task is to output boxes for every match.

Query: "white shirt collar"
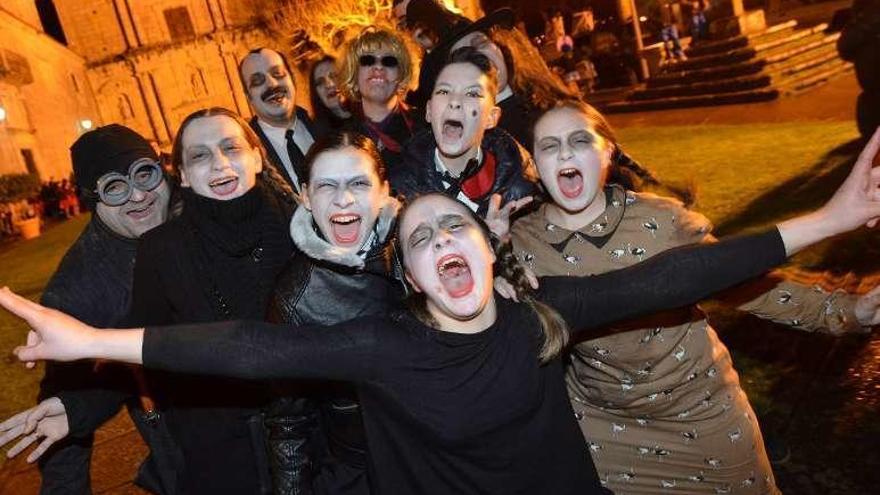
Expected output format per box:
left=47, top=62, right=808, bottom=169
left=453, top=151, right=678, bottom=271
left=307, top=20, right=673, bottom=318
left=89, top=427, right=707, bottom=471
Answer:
left=496, top=86, right=514, bottom=104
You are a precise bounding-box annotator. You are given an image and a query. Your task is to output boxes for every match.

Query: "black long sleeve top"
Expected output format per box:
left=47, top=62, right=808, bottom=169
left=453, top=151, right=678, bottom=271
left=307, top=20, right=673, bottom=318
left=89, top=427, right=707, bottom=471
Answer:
left=143, top=228, right=786, bottom=494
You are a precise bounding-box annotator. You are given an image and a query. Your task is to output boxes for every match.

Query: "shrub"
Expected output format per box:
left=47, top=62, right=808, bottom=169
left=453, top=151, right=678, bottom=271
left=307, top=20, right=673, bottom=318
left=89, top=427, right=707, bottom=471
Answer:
left=0, top=173, right=41, bottom=203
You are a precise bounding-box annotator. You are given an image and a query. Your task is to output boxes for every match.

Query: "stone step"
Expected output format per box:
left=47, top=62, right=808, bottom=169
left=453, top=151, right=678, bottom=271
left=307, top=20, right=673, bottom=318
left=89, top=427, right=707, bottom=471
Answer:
left=632, top=73, right=771, bottom=100
left=599, top=87, right=779, bottom=113
left=648, top=60, right=766, bottom=87
left=684, top=20, right=798, bottom=58
left=649, top=29, right=837, bottom=88
left=635, top=44, right=839, bottom=99
left=665, top=23, right=828, bottom=73
left=775, top=59, right=854, bottom=95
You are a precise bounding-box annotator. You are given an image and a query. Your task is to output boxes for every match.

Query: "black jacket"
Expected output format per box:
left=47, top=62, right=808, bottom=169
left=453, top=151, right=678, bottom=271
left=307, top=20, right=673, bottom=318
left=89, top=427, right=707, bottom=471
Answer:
left=250, top=108, right=319, bottom=190
left=346, top=104, right=422, bottom=175
left=838, top=0, right=880, bottom=91
left=391, top=127, right=539, bottom=216
left=38, top=216, right=182, bottom=495
left=266, top=198, right=405, bottom=495
left=497, top=92, right=540, bottom=150
left=128, top=185, right=294, bottom=494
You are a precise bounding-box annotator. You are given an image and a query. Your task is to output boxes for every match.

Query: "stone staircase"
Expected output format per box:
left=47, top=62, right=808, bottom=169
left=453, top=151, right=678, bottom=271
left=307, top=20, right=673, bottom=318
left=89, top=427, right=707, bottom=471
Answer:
left=601, top=20, right=853, bottom=113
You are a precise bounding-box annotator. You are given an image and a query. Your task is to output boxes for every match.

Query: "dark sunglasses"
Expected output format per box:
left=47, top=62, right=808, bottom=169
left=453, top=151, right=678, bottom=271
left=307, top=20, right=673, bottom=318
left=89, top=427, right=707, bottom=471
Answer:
left=358, top=55, right=399, bottom=68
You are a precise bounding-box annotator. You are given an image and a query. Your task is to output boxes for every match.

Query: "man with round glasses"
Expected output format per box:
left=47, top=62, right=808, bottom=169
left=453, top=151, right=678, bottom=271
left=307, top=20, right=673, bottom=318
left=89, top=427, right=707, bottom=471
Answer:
left=0, top=124, right=174, bottom=494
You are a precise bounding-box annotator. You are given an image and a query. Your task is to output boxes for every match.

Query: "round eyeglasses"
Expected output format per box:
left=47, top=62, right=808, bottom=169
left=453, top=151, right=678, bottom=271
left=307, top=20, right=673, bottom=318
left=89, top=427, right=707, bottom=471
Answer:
left=94, top=158, right=164, bottom=207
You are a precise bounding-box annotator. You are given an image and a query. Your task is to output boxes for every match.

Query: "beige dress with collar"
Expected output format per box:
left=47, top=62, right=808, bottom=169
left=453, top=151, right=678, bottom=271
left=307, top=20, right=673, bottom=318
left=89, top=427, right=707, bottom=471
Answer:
left=511, top=186, right=861, bottom=495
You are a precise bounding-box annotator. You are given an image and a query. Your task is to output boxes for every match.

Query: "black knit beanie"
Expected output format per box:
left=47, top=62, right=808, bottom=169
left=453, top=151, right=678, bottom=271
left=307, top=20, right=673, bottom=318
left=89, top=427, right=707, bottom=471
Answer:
left=70, top=124, right=158, bottom=209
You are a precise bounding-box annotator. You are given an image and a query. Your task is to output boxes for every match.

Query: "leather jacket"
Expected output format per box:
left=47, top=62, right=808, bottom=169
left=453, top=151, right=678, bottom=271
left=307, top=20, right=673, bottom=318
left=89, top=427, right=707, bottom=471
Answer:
left=389, top=127, right=539, bottom=217
left=266, top=197, right=405, bottom=494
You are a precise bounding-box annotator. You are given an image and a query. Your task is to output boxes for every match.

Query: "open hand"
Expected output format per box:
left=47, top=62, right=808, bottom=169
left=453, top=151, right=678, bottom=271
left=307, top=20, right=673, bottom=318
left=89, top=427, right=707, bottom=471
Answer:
left=0, top=397, right=69, bottom=463
left=0, top=287, right=96, bottom=366
left=854, top=285, right=880, bottom=327
left=485, top=194, right=533, bottom=241
left=818, top=128, right=880, bottom=233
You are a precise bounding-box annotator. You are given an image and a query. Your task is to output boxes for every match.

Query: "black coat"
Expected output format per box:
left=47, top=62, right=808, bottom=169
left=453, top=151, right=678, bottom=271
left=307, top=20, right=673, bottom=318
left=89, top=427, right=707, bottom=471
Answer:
left=497, top=92, right=540, bottom=150
left=838, top=0, right=880, bottom=91
left=128, top=185, right=294, bottom=494
left=390, top=127, right=539, bottom=216
left=38, top=216, right=182, bottom=495
left=250, top=108, right=319, bottom=190
left=266, top=199, right=405, bottom=495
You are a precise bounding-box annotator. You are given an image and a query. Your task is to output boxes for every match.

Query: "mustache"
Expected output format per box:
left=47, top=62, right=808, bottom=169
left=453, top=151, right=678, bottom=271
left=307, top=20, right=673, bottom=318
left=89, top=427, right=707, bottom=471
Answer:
left=261, top=86, right=287, bottom=102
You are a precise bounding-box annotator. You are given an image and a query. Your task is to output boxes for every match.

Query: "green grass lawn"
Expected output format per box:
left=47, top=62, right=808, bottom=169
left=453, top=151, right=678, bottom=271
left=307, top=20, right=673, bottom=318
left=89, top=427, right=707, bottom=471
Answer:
left=0, top=215, right=90, bottom=422
left=616, top=121, right=861, bottom=226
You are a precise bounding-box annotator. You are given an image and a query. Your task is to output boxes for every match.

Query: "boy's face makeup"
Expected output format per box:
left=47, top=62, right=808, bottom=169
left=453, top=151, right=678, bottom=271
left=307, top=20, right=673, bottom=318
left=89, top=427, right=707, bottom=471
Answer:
left=302, top=147, right=389, bottom=251
left=426, top=62, right=500, bottom=160
left=179, top=115, right=263, bottom=201
left=400, top=195, right=495, bottom=324
left=451, top=32, right=509, bottom=91
left=533, top=107, right=611, bottom=214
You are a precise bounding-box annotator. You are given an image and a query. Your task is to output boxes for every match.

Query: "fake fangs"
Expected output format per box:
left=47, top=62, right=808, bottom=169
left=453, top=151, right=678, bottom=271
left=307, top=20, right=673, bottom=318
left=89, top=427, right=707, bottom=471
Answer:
left=330, top=213, right=362, bottom=245
left=557, top=167, right=584, bottom=199
left=436, top=254, right=474, bottom=298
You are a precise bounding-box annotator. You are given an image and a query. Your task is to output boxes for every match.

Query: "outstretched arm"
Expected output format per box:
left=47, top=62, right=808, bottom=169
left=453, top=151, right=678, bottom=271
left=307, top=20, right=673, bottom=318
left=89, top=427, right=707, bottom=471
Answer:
left=539, top=228, right=787, bottom=334
left=0, top=288, right=379, bottom=383
left=541, top=129, right=880, bottom=335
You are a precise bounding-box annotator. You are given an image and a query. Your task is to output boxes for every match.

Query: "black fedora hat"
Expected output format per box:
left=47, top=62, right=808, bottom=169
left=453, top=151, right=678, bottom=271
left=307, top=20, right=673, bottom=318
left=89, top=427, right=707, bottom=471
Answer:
left=409, top=6, right=515, bottom=109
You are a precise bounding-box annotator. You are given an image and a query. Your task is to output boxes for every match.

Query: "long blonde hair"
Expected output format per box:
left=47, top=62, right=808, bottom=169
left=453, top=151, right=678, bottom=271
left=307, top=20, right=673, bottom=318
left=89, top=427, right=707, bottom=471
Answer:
left=337, top=27, right=414, bottom=102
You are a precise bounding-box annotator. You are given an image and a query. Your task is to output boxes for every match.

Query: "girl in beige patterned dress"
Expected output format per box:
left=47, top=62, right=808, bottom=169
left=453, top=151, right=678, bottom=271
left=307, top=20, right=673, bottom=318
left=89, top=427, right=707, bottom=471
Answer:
left=510, top=100, right=880, bottom=494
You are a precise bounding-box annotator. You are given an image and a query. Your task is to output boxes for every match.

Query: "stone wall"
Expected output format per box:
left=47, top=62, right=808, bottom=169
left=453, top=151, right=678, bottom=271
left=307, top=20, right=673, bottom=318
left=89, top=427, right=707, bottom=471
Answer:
left=53, top=0, right=271, bottom=147
left=0, top=7, right=99, bottom=180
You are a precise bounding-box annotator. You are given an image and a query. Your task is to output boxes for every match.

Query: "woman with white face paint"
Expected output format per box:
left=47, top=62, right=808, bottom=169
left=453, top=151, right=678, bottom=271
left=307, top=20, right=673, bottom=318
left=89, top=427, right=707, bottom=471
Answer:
left=266, top=131, right=403, bottom=495
left=512, top=100, right=880, bottom=494
left=5, top=137, right=880, bottom=493
left=123, top=107, right=296, bottom=494
left=309, top=56, right=352, bottom=138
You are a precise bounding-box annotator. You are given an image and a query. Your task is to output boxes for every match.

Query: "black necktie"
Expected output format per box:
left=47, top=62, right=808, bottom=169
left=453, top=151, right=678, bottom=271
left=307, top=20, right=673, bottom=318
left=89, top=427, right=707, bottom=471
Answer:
left=440, top=157, right=481, bottom=199
left=285, top=129, right=306, bottom=185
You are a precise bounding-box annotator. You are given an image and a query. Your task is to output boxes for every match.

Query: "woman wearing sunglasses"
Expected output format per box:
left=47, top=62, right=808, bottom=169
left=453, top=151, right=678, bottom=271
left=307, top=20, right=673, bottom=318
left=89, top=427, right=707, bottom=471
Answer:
left=337, top=27, right=421, bottom=173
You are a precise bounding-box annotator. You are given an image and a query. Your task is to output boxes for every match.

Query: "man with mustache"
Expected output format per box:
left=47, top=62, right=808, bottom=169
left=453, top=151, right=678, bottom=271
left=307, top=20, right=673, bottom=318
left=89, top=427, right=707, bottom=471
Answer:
left=239, top=47, right=318, bottom=192
left=0, top=125, right=177, bottom=494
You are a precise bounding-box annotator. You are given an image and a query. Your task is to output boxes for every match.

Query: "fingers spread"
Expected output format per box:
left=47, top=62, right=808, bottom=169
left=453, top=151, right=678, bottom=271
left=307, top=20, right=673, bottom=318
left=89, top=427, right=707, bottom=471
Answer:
left=0, top=409, right=29, bottom=432
left=0, top=423, right=25, bottom=449
left=27, top=436, right=56, bottom=463
left=7, top=432, right=38, bottom=458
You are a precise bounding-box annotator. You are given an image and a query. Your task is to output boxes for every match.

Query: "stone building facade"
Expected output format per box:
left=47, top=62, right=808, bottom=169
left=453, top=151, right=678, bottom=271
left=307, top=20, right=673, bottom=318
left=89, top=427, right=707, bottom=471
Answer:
left=52, top=0, right=271, bottom=147
left=0, top=0, right=99, bottom=179
left=0, top=0, right=271, bottom=180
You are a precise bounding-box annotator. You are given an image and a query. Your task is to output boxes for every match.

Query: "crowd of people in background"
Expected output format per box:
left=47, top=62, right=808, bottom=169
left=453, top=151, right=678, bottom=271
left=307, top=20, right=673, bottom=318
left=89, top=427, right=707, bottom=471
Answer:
left=0, top=179, right=80, bottom=240
left=0, top=1, right=877, bottom=495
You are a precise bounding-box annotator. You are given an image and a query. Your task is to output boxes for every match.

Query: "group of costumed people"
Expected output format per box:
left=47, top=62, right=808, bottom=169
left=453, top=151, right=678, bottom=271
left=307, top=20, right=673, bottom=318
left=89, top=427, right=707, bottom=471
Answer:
left=1, top=1, right=880, bottom=495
